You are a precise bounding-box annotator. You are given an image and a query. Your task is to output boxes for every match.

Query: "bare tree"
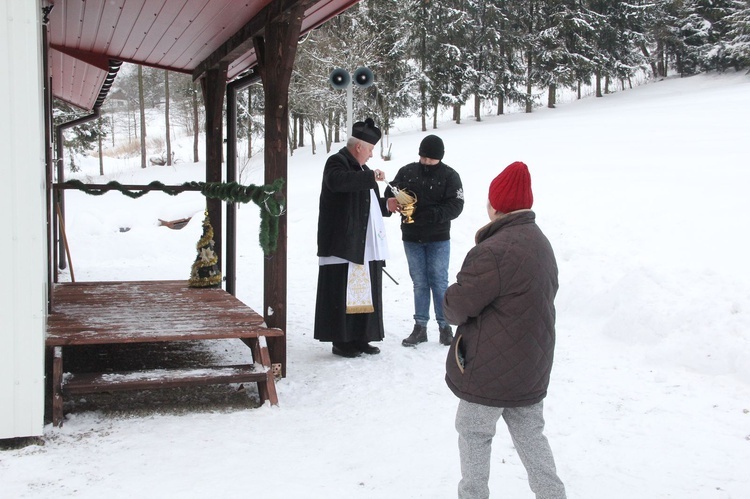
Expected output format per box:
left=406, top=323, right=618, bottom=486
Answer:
left=165, top=70, right=172, bottom=165
left=192, top=81, right=200, bottom=163
left=138, top=65, right=147, bottom=168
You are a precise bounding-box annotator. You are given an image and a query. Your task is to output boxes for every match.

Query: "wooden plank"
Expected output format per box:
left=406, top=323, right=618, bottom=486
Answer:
left=46, top=281, right=283, bottom=346
left=63, top=365, right=268, bottom=394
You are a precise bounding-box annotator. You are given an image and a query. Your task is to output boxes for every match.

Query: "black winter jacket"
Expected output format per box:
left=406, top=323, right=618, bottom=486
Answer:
left=386, top=161, right=463, bottom=242
left=444, top=210, right=559, bottom=408
left=317, top=147, right=390, bottom=264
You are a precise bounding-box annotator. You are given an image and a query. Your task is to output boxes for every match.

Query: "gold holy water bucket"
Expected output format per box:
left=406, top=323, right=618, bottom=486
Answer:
left=396, top=190, right=417, bottom=224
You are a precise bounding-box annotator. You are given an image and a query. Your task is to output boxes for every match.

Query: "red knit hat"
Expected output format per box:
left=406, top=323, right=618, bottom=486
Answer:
left=488, top=161, right=533, bottom=213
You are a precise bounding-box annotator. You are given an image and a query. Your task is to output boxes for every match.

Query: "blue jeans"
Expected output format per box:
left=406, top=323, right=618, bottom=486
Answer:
left=403, top=240, right=450, bottom=329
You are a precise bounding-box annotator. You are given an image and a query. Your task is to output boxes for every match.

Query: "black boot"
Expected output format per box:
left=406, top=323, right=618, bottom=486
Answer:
left=355, top=341, right=381, bottom=355
left=332, top=342, right=362, bottom=358
left=402, top=324, right=427, bottom=347
left=439, top=325, right=454, bottom=346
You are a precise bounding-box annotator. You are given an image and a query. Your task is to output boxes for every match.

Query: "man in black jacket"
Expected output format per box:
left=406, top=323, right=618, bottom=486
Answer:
left=386, top=135, right=464, bottom=347
left=314, top=118, right=391, bottom=358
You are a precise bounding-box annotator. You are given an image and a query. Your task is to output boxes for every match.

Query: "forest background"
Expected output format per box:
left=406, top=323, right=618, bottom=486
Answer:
left=54, top=0, right=750, bottom=169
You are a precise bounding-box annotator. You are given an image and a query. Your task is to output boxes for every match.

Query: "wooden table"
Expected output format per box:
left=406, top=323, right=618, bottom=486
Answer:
left=47, top=280, right=282, bottom=426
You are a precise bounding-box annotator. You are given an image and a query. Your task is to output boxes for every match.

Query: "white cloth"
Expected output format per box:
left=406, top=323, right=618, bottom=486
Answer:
left=364, top=189, right=390, bottom=261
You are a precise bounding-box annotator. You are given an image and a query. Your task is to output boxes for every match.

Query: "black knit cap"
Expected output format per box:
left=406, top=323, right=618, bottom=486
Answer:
left=418, top=134, right=445, bottom=160
left=351, top=117, right=381, bottom=145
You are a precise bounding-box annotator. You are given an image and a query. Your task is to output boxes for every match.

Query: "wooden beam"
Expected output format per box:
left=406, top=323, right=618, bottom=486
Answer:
left=226, top=70, right=262, bottom=296
left=200, top=65, right=229, bottom=273
left=253, top=0, right=312, bottom=377
left=192, top=0, right=310, bottom=81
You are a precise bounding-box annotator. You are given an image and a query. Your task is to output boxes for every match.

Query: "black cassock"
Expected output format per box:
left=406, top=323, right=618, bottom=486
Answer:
left=313, top=260, right=385, bottom=343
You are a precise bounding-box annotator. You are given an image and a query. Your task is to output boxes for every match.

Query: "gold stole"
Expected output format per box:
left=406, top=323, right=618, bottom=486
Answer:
left=346, top=262, right=374, bottom=314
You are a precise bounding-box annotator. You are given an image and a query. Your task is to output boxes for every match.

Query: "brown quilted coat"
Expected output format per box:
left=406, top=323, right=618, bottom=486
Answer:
left=444, top=210, right=559, bottom=408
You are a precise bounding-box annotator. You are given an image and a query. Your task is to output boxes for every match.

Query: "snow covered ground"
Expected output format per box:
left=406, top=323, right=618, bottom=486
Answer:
left=1, top=72, right=749, bottom=498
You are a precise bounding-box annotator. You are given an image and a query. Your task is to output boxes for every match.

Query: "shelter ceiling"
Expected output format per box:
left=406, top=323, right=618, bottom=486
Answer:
left=46, top=0, right=358, bottom=110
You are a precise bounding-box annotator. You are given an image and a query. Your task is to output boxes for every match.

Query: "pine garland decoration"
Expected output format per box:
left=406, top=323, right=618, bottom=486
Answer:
left=60, top=178, right=285, bottom=255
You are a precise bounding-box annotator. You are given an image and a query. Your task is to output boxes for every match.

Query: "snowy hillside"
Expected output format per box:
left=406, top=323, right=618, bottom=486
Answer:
left=1, top=72, right=749, bottom=498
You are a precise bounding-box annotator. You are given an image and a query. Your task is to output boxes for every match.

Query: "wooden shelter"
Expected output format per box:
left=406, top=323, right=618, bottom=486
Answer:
left=1, top=0, right=363, bottom=436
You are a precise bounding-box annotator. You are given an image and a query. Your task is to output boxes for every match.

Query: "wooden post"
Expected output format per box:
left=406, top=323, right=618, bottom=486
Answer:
left=253, top=1, right=309, bottom=376
left=52, top=346, right=63, bottom=427
left=225, top=71, right=261, bottom=296
left=200, top=65, right=228, bottom=272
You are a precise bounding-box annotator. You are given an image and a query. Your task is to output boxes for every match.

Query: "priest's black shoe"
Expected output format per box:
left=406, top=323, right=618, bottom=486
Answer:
left=332, top=342, right=362, bottom=358
left=355, top=341, right=381, bottom=355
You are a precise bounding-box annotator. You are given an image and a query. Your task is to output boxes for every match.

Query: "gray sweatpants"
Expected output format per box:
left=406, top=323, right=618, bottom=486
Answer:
left=455, top=399, right=566, bottom=499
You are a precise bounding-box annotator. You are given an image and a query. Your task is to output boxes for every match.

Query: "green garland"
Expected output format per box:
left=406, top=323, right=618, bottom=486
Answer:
left=61, top=178, right=285, bottom=255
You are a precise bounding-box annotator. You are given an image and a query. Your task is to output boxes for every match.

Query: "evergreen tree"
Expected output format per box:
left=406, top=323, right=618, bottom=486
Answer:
left=361, top=0, right=416, bottom=144
left=52, top=99, right=108, bottom=172
left=490, top=1, right=527, bottom=114
left=464, top=0, right=505, bottom=120
left=534, top=0, right=580, bottom=108
left=585, top=0, right=648, bottom=96
left=404, top=0, right=440, bottom=130
left=560, top=1, right=599, bottom=98
left=692, top=0, right=748, bottom=71
left=723, top=3, right=750, bottom=69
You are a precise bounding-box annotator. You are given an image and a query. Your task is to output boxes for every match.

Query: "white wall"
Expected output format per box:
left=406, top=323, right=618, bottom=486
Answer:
left=0, top=0, right=47, bottom=439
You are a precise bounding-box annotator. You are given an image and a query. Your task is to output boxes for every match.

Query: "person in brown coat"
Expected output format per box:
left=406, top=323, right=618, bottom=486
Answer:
left=443, top=161, right=566, bottom=499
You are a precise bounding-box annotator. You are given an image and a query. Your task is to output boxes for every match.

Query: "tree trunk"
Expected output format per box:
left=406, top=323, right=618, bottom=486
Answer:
left=474, top=95, right=481, bottom=122
left=326, top=109, right=333, bottom=152
left=497, top=94, right=504, bottom=115
left=421, top=85, right=427, bottom=132
left=432, top=100, right=438, bottom=129
left=127, top=101, right=133, bottom=143
left=595, top=70, right=602, bottom=98
left=192, top=81, right=199, bottom=162
left=525, top=50, right=533, bottom=113
left=547, top=84, right=556, bottom=108
left=309, top=122, right=316, bottom=155
left=98, top=132, right=104, bottom=175
left=247, top=87, right=253, bottom=158
left=334, top=110, right=341, bottom=143
left=656, top=40, right=666, bottom=78
left=291, top=114, right=298, bottom=151
left=420, top=4, right=427, bottom=133
left=298, top=114, right=304, bottom=147
left=138, top=65, right=147, bottom=168
left=640, top=42, right=657, bottom=79
left=164, top=70, right=172, bottom=166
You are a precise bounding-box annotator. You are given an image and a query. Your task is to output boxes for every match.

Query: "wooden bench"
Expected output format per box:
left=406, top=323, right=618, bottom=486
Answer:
left=47, top=280, right=282, bottom=426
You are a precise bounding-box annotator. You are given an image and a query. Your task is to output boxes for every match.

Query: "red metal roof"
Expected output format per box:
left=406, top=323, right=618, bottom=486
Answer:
left=46, top=0, right=360, bottom=110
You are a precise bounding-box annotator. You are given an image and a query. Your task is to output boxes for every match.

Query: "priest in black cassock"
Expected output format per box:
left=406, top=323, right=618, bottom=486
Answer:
left=314, top=118, right=392, bottom=358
